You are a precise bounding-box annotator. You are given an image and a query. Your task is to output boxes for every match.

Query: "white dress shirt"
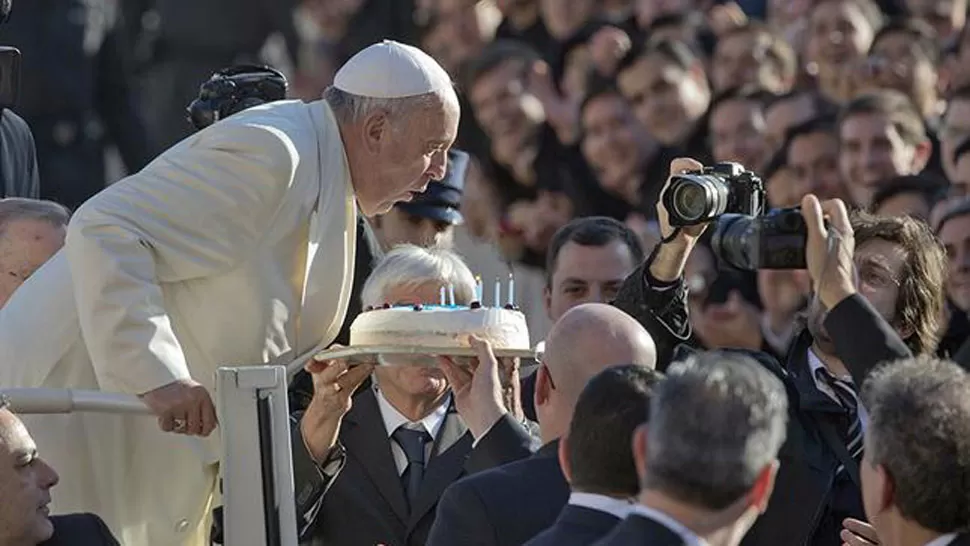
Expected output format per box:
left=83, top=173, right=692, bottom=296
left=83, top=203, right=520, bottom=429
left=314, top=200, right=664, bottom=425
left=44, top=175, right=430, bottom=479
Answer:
left=629, top=504, right=707, bottom=546
left=568, top=492, right=636, bottom=519
left=375, top=386, right=450, bottom=475
left=925, top=533, right=959, bottom=546
left=808, top=349, right=870, bottom=432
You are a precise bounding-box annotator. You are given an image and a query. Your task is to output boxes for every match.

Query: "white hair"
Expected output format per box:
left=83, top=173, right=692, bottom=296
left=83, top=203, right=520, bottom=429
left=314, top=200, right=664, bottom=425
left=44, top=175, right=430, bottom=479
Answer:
left=361, top=244, right=476, bottom=307
left=0, top=198, right=70, bottom=238
left=323, top=86, right=446, bottom=126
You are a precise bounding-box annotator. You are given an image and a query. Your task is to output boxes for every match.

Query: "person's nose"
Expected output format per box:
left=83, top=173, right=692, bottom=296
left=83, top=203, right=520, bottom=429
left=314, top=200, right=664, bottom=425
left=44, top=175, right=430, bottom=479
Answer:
left=37, top=458, right=59, bottom=489
left=428, top=150, right=448, bottom=181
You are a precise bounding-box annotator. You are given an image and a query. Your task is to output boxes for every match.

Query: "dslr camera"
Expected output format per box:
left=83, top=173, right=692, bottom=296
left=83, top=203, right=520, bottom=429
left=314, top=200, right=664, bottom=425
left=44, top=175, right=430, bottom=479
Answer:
left=662, top=162, right=808, bottom=271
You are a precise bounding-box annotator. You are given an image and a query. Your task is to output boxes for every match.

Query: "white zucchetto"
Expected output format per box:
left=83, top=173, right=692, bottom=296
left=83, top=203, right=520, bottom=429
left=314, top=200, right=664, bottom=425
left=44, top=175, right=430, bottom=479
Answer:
left=334, top=40, right=454, bottom=99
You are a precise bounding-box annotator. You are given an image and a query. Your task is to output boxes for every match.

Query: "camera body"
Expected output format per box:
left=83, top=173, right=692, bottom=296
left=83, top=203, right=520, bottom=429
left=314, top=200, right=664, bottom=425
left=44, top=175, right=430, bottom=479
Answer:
left=663, top=162, right=765, bottom=227
left=186, top=65, right=288, bottom=131
left=711, top=208, right=808, bottom=271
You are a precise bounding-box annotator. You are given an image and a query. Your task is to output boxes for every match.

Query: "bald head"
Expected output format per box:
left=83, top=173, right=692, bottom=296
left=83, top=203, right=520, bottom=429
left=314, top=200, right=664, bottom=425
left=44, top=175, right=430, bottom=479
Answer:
left=544, top=303, right=657, bottom=397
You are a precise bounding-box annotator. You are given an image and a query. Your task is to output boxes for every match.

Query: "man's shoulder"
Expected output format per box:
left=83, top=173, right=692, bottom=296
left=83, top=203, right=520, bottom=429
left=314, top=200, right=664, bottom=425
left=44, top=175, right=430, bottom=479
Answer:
left=1, top=108, right=32, bottom=134
left=44, top=513, right=117, bottom=545
left=453, top=453, right=558, bottom=494
left=675, top=344, right=790, bottom=381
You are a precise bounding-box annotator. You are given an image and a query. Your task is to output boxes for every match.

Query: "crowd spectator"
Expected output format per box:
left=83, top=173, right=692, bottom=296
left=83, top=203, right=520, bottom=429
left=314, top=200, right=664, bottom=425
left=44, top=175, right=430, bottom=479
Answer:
left=0, top=198, right=68, bottom=308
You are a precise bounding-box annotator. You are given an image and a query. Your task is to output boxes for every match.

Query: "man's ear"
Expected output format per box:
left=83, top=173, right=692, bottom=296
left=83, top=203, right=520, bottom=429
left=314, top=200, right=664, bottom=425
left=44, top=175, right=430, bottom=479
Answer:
left=362, top=110, right=390, bottom=154
left=535, top=364, right=553, bottom=409
left=558, top=434, right=573, bottom=484
left=632, top=423, right=649, bottom=484
left=876, top=463, right=896, bottom=514
left=543, top=285, right=553, bottom=320
left=750, top=460, right=780, bottom=513
left=912, top=139, right=933, bottom=173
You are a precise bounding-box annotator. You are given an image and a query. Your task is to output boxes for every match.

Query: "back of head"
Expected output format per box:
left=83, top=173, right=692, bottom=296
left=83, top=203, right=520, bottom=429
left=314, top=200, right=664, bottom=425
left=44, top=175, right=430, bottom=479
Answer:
left=861, top=356, right=970, bottom=533
left=644, top=351, right=788, bottom=510
left=543, top=303, right=658, bottom=397
left=0, top=198, right=70, bottom=236
left=566, top=365, right=664, bottom=497
left=360, top=244, right=476, bottom=307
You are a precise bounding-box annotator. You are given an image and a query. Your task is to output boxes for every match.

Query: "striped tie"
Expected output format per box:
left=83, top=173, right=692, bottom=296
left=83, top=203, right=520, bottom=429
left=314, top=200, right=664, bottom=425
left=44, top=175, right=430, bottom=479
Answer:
left=816, top=369, right=864, bottom=464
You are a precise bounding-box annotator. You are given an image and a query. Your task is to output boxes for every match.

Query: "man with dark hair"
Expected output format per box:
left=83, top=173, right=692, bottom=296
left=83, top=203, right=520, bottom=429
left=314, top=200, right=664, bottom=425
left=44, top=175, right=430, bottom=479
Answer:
left=764, top=90, right=836, bottom=157
left=871, top=174, right=947, bottom=220
left=595, top=351, right=788, bottom=546
left=865, top=18, right=941, bottom=120
left=615, top=39, right=712, bottom=162
left=708, top=87, right=772, bottom=171
left=784, top=115, right=848, bottom=204
left=711, top=22, right=797, bottom=94
left=938, top=85, right=970, bottom=181
left=950, top=136, right=970, bottom=198
left=902, top=0, right=966, bottom=43
left=524, top=365, right=664, bottom=546
left=838, top=90, right=933, bottom=208
left=849, top=356, right=970, bottom=546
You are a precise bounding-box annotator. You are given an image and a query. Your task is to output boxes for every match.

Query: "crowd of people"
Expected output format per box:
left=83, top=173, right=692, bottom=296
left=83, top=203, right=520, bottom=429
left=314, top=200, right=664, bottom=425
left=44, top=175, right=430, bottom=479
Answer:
left=0, top=0, right=969, bottom=545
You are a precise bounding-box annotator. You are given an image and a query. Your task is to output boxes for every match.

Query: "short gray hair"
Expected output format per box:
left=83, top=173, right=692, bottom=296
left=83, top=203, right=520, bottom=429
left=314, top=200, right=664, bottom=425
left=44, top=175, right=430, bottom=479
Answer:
left=862, top=356, right=970, bottom=533
left=323, top=86, right=443, bottom=127
left=0, top=198, right=70, bottom=238
left=361, top=244, right=476, bottom=307
left=644, top=351, right=789, bottom=510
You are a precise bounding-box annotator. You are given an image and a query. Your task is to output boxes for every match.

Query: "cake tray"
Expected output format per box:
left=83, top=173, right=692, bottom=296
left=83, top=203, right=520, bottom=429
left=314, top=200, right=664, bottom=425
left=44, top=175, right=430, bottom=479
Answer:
left=310, top=344, right=537, bottom=367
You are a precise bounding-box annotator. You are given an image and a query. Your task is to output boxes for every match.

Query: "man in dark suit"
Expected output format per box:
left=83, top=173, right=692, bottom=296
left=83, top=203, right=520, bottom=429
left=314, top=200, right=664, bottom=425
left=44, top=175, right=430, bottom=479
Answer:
left=0, top=401, right=118, bottom=545
left=839, top=357, right=970, bottom=546
left=640, top=157, right=948, bottom=546
left=594, top=351, right=788, bottom=546
left=524, top=365, right=664, bottom=546
left=291, top=245, right=537, bottom=546
left=426, top=303, right=660, bottom=546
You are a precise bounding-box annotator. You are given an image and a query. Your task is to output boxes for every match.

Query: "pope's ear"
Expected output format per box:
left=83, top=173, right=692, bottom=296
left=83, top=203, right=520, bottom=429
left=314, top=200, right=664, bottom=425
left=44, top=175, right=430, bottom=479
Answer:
left=362, top=109, right=390, bottom=153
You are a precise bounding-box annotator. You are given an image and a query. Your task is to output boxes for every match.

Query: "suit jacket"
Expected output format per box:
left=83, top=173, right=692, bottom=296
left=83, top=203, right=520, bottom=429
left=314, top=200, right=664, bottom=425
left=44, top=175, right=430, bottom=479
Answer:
left=522, top=504, right=621, bottom=546
left=950, top=533, right=970, bottom=546
left=291, top=388, right=538, bottom=546
left=42, top=514, right=119, bottom=546
left=426, top=441, right=570, bottom=546
left=592, top=513, right=685, bottom=546
left=0, top=100, right=358, bottom=546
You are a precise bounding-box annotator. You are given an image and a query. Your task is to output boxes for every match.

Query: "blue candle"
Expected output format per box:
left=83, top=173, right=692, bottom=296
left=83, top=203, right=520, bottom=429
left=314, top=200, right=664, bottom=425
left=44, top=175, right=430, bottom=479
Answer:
left=507, top=273, right=515, bottom=306
left=448, top=284, right=456, bottom=306
left=440, top=286, right=446, bottom=306
left=494, top=277, right=501, bottom=307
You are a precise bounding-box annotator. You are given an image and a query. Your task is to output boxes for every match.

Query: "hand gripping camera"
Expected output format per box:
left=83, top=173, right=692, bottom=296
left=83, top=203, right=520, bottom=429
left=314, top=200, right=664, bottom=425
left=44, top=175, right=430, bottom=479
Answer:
left=662, top=162, right=808, bottom=271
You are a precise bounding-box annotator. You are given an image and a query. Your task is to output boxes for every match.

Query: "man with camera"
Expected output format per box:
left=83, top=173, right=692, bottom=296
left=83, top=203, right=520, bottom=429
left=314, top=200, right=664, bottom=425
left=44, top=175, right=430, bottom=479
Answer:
left=644, top=157, right=948, bottom=546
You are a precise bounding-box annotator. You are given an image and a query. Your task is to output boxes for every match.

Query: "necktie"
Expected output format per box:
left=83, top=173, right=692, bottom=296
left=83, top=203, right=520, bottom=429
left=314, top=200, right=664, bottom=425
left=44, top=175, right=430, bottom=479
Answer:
left=816, top=368, right=864, bottom=463
left=392, top=426, right=432, bottom=508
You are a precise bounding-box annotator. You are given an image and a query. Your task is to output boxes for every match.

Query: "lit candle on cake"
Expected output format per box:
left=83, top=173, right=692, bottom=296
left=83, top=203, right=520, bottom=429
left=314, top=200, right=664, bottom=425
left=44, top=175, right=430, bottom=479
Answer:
left=475, top=276, right=483, bottom=302
left=448, top=284, right=456, bottom=305
left=494, top=277, right=501, bottom=307
left=440, top=286, right=446, bottom=306
left=507, top=272, right=515, bottom=306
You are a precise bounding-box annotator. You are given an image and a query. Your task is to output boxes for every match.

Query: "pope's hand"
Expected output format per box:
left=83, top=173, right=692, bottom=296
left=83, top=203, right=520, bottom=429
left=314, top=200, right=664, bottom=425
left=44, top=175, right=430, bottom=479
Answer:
left=140, top=378, right=217, bottom=437
left=301, top=351, right=375, bottom=462
left=438, top=336, right=513, bottom=440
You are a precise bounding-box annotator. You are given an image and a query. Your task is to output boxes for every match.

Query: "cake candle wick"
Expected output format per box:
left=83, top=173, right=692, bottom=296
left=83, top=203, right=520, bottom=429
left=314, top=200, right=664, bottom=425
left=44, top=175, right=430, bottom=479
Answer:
left=507, top=272, right=515, bottom=306
left=440, top=286, right=446, bottom=306
left=494, top=277, right=501, bottom=307
left=448, top=284, right=456, bottom=306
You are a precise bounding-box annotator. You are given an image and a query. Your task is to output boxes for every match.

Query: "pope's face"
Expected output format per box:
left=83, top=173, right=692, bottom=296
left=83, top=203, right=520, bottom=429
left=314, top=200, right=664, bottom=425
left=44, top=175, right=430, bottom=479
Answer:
left=358, top=95, right=460, bottom=217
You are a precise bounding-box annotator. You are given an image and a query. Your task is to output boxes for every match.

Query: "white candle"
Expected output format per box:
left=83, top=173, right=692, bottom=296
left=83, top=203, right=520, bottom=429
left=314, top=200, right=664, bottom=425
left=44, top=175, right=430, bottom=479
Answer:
left=448, top=284, right=456, bottom=306
left=475, top=276, right=483, bottom=302
left=494, top=277, right=501, bottom=307
left=507, top=273, right=515, bottom=306
left=440, top=286, right=446, bottom=306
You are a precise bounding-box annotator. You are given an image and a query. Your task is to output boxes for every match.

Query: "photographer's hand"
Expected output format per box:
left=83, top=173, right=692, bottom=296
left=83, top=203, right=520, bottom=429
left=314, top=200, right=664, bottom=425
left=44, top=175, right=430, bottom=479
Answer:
left=801, top=194, right=857, bottom=309
left=650, top=158, right=710, bottom=282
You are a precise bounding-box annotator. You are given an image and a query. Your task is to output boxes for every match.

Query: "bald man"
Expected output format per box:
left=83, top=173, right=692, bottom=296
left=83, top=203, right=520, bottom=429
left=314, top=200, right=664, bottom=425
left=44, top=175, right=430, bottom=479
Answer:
left=0, top=199, right=69, bottom=309
left=427, top=303, right=657, bottom=546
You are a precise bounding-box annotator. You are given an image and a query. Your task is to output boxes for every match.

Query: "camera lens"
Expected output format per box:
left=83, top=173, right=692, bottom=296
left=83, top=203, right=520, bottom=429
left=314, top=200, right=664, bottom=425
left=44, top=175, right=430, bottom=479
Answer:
left=671, top=183, right=709, bottom=223
left=711, top=214, right=759, bottom=271
left=664, top=174, right=732, bottom=226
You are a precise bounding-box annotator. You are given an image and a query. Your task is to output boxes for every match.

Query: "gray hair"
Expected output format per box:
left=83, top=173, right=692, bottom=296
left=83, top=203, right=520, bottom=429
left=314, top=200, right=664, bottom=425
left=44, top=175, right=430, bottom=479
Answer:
left=644, top=351, right=789, bottom=510
left=323, top=86, right=445, bottom=127
left=862, top=356, right=970, bottom=533
left=360, top=244, right=476, bottom=307
left=0, top=198, right=70, bottom=238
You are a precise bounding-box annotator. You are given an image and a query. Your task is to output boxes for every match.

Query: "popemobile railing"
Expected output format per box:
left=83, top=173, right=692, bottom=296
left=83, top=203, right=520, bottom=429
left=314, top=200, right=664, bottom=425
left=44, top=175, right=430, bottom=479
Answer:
left=0, top=366, right=299, bottom=546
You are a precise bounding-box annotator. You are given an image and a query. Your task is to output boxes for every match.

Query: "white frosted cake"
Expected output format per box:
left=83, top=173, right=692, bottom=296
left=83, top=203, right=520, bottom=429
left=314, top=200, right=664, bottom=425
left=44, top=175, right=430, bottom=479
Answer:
left=350, top=303, right=531, bottom=350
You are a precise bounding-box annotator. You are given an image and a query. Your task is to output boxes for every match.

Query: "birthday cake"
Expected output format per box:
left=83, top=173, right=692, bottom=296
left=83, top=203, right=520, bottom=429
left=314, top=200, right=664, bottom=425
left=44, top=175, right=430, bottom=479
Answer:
left=349, top=303, right=531, bottom=351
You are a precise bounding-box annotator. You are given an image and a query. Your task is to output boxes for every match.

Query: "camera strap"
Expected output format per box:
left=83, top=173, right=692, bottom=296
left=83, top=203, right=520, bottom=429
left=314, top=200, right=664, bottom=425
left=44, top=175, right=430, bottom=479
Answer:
left=661, top=227, right=683, bottom=246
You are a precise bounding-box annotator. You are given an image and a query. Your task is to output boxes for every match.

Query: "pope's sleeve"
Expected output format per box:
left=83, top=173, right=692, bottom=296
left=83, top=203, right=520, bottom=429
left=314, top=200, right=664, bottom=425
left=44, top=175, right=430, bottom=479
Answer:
left=65, top=123, right=300, bottom=394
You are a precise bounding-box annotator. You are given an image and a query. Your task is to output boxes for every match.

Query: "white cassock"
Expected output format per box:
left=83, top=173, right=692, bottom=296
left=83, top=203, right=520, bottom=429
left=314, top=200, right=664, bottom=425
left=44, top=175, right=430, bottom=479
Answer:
left=0, top=99, right=358, bottom=545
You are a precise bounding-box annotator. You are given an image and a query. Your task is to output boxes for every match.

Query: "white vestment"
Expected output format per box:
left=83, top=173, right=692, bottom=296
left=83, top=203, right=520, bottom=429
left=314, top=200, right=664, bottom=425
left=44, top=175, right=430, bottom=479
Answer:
left=0, top=99, right=358, bottom=545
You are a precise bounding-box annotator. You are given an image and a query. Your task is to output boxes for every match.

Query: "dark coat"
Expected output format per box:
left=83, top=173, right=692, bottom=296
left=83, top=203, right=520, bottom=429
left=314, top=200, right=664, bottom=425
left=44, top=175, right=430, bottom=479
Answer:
left=522, top=504, right=621, bottom=546
left=41, top=514, right=119, bottom=546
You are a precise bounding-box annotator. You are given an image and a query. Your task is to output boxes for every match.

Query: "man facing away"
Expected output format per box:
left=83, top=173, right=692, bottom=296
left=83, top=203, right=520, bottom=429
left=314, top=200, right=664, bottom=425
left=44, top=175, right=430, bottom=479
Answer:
left=0, top=199, right=69, bottom=308
left=0, top=40, right=460, bottom=546
left=595, top=351, right=789, bottom=546
left=524, top=364, right=664, bottom=546
left=427, top=303, right=658, bottom=546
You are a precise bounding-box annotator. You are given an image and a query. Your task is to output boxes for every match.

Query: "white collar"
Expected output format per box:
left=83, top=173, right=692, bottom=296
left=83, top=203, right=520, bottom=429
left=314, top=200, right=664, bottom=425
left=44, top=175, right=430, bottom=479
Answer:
left=374, top=385, right=450, bottom=441
left=808, top=348, right=856, bottom=384
left=568, top=492, right=635, bottom=519
left=629, top=504, right=707, bottom=546
left=925, top=533, right=959, bottom=546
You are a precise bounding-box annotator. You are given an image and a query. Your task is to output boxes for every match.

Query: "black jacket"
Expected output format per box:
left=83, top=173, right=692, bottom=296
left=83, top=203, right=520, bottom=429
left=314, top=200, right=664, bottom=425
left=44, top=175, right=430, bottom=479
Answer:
left=522, top=504, right=621, bottom=546
left=41, top=514, right=119, bottom=546
left=592, top=513, right=685, bottom=546
left=426, top=441, right=570, bottom=546
left=0, top=109, right=40, bottom=198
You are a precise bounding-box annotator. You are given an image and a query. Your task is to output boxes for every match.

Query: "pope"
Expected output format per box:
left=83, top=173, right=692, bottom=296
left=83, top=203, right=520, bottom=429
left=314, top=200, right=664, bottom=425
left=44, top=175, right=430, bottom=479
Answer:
left=0, top=41, right=459, bottom=546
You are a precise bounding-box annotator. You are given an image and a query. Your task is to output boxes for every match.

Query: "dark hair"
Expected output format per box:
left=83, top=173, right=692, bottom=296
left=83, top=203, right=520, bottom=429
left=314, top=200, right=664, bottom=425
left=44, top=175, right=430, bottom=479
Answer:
left=871, top=18, right=940, bottom=64
left=766, top=89, right=837, bottom=119
left=936, top=198, right=970, bottom=234
left=718, top=22, right=798, bottom=85
left=579, top=75, right=626, bottom=119
left=783, top=115, right=839, bottom=159
left=460, top=40, right=542, bottom=93
left=851, top=211, right=948, bottom=354
left=862, top=356, right=970, bottom=533
left=813, top=0, right=886, bottom=34
left=546, top=217, right=645, bottom=286
left=870, top=174, right=948, bottom=213
left=646, top=12, right=717, bottom=57
left=954, top=136, right=970, bottom=165
left=617, top=38, right=699, bottom=77
left=644, top=351, right=788, bottom=510
left=839, top=90, right=927, bottom=145
left=567, top=365, right=664, bottom=496
left=709, top=86, right=774, bottom=116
